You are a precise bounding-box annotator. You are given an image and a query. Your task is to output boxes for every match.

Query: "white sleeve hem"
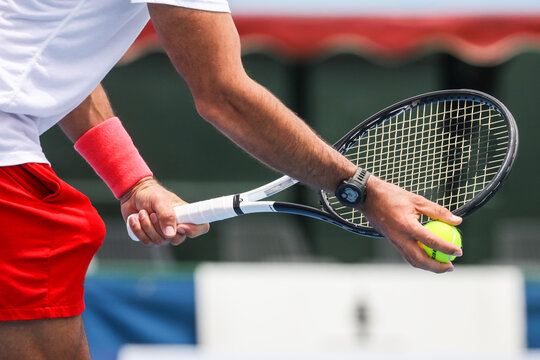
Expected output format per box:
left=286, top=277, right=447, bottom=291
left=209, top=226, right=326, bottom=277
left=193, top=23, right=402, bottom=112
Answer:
left=131, top=0, right=230, bottom=13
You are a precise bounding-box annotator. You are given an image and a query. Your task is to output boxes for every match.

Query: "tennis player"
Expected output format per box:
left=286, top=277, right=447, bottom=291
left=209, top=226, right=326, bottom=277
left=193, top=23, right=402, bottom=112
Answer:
left=0, top=1, right=462, bottom=358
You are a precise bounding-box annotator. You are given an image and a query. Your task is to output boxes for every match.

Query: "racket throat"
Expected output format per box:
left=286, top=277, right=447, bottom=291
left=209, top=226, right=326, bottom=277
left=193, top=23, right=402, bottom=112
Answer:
left=233, top=194, right=244, bottom=216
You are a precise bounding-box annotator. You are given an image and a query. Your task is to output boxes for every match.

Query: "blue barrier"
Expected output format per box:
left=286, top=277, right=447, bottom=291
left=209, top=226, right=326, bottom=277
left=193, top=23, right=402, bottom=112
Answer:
left=83, top=272, right=196, bottom=360
left=527, top=281, right=540, bottom=348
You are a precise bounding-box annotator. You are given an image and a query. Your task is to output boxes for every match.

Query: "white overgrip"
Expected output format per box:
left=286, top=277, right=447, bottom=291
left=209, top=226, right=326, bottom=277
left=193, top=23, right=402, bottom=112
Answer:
left=126, top=195, right=237, bottom=241
left=174, top=195, right=237, bottom=224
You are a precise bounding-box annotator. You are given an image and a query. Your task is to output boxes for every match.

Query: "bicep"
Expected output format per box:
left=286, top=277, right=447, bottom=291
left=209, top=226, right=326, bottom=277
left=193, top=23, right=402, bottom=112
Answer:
left=148, top=4, right=246, bottom=95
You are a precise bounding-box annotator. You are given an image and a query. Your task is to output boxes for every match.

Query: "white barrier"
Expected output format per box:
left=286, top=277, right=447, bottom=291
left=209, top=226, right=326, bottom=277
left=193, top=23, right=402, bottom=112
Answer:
left=119, top=346, right=540, bottom=360
left=194, top=264, right=525, bottom=356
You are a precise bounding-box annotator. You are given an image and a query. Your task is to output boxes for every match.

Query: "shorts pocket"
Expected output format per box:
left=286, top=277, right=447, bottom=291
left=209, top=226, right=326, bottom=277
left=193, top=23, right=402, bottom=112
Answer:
left=1, top=163, right=62, bottom=201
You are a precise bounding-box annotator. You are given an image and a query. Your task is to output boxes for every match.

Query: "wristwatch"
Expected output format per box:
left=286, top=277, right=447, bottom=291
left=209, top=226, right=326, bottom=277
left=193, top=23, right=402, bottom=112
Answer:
left=335, top=168, right=371, bottom=207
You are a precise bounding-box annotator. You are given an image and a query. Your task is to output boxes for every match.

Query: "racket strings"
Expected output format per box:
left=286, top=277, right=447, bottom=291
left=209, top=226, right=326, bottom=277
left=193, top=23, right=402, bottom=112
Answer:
left=326, top=99, right=510, bottom=227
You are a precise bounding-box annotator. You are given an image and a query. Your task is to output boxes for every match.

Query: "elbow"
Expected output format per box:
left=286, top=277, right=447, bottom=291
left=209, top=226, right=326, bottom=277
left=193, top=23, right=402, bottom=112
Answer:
left=194, top=92, right=226, bottom=124
left=184, top=60, right=253, bottom=125
left=192, top=79, right=245, bottom=126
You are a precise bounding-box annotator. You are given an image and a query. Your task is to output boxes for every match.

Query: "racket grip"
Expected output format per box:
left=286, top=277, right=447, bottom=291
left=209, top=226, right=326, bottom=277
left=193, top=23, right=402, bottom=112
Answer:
left=126, top=195, right=237, bottom=241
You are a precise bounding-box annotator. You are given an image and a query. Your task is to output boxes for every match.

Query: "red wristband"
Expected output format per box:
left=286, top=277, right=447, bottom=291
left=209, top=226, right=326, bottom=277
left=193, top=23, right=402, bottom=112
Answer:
left=74, top=117, right=153, bottom=199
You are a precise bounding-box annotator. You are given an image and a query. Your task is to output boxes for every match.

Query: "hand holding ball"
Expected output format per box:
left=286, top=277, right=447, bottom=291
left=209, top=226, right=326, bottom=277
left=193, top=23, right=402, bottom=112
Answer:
left=420, top=221, right=462, bottom=263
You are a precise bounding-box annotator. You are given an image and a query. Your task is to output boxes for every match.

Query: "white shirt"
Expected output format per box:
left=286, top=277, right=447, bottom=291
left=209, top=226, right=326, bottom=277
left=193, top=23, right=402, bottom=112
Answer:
left=0, top=0, right=230, bottom=166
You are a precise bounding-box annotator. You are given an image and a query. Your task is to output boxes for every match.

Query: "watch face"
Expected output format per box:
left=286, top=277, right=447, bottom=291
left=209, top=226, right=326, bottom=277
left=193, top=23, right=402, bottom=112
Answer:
left=335, top=168, right=370, bottom=207
left=341, top=186, right=360, bottom=204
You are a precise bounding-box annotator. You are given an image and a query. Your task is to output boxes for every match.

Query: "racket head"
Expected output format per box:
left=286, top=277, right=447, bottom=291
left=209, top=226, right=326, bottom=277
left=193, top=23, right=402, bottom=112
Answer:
left=319, top=89, right=519, bottom=237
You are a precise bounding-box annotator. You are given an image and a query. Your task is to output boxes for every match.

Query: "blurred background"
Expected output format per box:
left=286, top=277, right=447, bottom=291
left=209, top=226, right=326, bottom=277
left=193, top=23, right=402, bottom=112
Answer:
left=40, top=1, right=540, bottom=359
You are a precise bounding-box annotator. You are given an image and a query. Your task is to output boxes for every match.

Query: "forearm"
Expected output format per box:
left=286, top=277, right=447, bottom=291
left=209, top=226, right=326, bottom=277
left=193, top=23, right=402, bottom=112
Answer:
left=58, top=83, right=114, bottom=142
left=198, top=76, right=356, bottom=192
left=57, top=83, right=154, bottom=200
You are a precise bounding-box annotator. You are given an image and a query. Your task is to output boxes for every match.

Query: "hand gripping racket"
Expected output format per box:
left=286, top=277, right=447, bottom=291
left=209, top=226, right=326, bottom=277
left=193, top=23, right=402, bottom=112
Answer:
left=127, top=89, right=518, bottom=240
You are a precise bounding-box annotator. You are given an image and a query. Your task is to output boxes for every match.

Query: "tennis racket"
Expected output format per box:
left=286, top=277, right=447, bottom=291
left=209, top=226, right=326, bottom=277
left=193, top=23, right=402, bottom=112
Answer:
left=126, top=89, right=518, bottom=240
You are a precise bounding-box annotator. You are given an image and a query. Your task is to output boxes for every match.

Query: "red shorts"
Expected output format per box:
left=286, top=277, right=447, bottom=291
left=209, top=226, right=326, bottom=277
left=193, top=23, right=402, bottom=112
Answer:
left=0, top=163, right=105, bottom=321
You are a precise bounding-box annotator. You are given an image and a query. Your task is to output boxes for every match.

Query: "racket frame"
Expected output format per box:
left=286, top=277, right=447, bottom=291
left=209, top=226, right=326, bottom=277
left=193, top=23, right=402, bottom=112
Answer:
left=318, top=89, right=519, bottom=236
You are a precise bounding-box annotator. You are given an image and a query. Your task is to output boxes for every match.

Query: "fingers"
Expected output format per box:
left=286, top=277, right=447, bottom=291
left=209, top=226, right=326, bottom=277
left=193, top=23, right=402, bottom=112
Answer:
left=360, top=176, right=462, bottom=273
left=417, top=199, right=462, bottom=226
left=168, top=223, right=209, bottom=245
left=394, top=209, right=461, bottom=273
left=370, top=218, right=457, bottom=273
left=126, top=209, right=179, bottom=246
left=399, top=236, right=455, bottom=274
left=395, top=214, right=463, bottom=273
left=121, top=180, right=211, bottom=246
left=152, top=201, right=210, bottom=245
left=127, top=210, right=210, bottom=246
left=382, top=223, right=455, bottom=274
left=128, top=210, right=165, bottom=246
left=178, top=223, right=210, bottom=239
left=413, top=197, right=463, bottom=257
left=409, top=218, right=462, bottom=258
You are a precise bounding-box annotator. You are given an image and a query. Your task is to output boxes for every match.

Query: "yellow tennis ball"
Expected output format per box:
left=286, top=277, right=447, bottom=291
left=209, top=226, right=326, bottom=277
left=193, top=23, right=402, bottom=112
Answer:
left=420, top=221, right=462, bottom=263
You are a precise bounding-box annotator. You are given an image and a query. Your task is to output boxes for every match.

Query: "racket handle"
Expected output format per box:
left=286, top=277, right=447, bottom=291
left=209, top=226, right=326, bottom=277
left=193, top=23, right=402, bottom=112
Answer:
left=126, top=195, right=237, bottom=241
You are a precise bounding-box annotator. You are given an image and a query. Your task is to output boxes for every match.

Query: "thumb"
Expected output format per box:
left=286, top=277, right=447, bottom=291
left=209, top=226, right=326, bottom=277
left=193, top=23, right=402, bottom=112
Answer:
left=154, top=204, right=178, bottom=238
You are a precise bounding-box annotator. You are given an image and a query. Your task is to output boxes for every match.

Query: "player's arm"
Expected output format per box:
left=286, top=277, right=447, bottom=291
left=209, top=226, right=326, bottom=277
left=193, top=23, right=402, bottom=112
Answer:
left=58, top=84, right=209, bottom=245
left=149, top=5, right=462, bottom=273
left=149, top=5, right=353, bottom=192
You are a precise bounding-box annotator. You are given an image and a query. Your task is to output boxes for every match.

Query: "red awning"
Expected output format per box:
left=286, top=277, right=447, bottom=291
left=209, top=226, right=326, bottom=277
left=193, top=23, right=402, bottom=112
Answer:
left=123, top=15, right=540, bottom=65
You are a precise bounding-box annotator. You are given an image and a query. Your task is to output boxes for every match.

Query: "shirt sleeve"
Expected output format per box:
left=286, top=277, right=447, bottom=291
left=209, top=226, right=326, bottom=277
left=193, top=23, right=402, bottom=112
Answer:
left=131, top=0, right=230, bottom=13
